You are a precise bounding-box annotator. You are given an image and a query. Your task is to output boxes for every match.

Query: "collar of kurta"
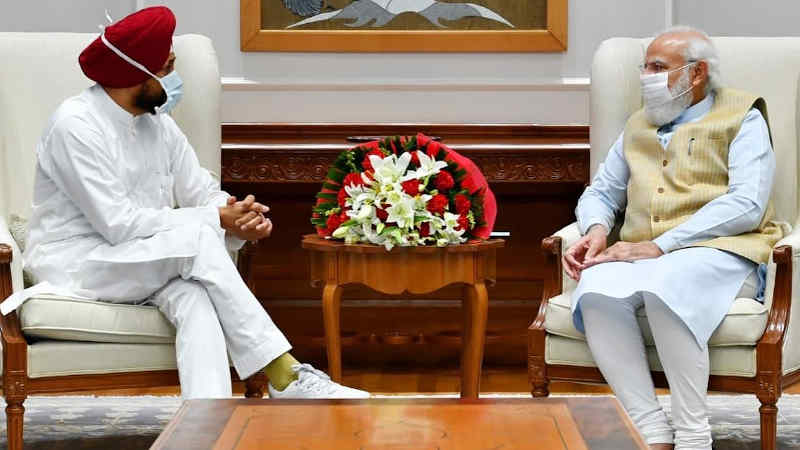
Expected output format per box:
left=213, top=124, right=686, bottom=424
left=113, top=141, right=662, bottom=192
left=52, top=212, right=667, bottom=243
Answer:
left=671, top=92, right=715, bottom=127
left=91, top=84, right=139, bottom=129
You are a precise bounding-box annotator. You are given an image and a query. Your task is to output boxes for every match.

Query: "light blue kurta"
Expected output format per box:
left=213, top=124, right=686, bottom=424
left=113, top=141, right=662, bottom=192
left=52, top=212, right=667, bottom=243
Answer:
left=572, top=93, right=775, bottom=346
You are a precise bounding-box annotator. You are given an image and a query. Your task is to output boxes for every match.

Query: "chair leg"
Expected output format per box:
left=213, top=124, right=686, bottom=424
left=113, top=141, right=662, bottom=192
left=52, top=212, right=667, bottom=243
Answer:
left=528, top=355, right=550, bottom=398
left=758, top=400, right=778, bottom=450
left=5, top=393, right=26, bottom=450
left=244, top=372, right=267, bottom=398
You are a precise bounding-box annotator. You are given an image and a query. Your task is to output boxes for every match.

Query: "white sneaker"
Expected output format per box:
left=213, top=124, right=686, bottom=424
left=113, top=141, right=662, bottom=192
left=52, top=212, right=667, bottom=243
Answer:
left=267, top=363, right=370, bottom=399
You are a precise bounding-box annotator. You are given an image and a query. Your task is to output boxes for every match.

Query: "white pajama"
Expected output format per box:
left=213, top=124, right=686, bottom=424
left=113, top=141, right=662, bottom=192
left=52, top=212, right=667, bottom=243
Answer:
left=76, top=223, right=292, bottom=399
left=577, top=260, right=757, bottom=449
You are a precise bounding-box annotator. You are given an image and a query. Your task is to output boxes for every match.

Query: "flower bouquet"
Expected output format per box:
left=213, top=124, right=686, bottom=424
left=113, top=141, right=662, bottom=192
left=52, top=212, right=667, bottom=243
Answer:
left=311, top=133, right=497, bottom=250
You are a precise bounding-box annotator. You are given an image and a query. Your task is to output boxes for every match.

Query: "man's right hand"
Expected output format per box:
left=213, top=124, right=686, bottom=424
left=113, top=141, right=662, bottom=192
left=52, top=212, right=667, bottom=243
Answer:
left=219, top=194, right=273, bottom=241
left=562, top=224, right=608, bottom=281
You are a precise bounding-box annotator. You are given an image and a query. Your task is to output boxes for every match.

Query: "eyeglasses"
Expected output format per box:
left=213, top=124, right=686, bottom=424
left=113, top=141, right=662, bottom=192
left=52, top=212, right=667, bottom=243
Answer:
left=639, top=60, right=698, bottom=74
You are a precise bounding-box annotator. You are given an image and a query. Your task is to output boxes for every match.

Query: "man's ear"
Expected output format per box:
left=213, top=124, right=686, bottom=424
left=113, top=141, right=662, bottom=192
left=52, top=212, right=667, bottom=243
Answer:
left=693, top=61, right=708, bottom=88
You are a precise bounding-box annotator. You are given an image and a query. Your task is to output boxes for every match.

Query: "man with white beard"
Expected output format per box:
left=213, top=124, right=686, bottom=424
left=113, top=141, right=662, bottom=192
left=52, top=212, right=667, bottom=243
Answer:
left=562, top=27, right=782, bottom=450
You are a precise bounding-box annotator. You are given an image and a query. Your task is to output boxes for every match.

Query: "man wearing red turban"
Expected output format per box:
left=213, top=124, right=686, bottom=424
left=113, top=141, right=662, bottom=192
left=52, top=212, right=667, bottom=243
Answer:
left=13, top=6, right=368, bottom=400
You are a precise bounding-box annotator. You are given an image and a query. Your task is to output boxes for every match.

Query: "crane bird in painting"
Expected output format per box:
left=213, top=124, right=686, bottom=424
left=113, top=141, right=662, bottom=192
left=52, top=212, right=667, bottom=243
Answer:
left=284, top=0, right=514, bottom=28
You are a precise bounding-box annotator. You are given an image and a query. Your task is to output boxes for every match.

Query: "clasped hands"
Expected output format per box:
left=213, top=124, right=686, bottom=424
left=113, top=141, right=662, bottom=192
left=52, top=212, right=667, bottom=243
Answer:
left=219, top=194, right=273, bottom=242
left=562, top=225, right=664, bottom=281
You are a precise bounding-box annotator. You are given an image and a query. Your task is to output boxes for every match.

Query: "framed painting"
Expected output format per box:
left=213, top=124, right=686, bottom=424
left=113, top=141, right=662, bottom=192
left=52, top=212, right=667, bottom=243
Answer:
left=240, top=0, right=567, bottom=52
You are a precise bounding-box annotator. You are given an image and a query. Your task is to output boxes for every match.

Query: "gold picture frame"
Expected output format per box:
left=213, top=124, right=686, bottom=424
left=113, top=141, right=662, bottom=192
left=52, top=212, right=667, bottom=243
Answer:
left=240, top=0, right=567, bottom=52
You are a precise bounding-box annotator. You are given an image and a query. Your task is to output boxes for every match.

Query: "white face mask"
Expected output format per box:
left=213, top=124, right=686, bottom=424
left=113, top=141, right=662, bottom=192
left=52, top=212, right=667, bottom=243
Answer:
left=100, top=32, right=182, bottom=114
left=640, top=62, right=696, bottom=126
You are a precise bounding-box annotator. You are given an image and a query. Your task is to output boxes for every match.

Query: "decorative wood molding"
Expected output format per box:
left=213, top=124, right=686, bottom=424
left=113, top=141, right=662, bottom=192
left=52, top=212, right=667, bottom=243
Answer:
left=223, top=147, right=588, bottom=184
left=241, top=0, right=567, bottom=53
left=221, top=123, right=590, bottom=184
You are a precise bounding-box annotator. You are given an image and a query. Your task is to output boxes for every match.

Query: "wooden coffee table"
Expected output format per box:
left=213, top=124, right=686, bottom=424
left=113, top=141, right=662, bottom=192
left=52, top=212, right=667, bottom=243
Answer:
left=302, top=235, right=504, bottom=399
left=150, top=398, right=647, bottom=450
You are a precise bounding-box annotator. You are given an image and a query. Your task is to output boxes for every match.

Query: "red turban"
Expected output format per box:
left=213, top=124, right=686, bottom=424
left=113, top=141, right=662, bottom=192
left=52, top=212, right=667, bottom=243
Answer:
left=79, top=6, right=176, bottom=88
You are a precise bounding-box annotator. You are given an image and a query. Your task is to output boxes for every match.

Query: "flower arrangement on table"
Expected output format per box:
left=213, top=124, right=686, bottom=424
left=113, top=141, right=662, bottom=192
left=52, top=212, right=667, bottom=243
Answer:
left=311, top=133, right=497, bottom=250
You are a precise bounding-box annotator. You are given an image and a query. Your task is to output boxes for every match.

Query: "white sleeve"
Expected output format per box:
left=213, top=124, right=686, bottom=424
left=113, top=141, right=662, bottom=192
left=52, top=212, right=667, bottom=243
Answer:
left=166, top=118, right=246, bottom=251
left=40, top=116, right=220, bottom=246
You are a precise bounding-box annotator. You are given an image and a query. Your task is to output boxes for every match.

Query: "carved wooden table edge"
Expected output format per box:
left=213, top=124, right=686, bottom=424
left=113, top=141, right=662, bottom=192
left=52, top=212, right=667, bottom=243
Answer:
left=301, top=235, right=504, bottom=399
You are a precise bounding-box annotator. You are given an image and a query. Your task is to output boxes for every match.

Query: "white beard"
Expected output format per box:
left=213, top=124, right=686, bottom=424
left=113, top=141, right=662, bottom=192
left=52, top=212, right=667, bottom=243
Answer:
left=644, top=70, right=694, bottom=127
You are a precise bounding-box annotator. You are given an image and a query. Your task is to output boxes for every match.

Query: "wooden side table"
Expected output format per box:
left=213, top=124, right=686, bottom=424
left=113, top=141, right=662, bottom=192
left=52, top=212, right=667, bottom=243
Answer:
left=302, top=234, right=504, bottom=399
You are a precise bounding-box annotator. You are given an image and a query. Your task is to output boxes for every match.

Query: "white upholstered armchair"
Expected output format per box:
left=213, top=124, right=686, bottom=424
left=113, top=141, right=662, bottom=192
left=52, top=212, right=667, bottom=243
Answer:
left=528, top=37, right=800, bottom=450
left=0, top=33, right=264, bottom=450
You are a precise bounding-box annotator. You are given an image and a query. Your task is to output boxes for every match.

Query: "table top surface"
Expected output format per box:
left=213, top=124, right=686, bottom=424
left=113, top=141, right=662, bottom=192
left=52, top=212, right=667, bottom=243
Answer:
left=302, top=234, right=505, bottom=253
left=150, top=397, right=647, bottom=450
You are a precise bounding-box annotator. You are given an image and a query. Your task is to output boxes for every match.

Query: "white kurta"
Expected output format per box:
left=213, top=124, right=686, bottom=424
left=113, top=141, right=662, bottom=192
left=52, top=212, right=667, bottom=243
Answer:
left=11, top=84, right=291, bottom=398
left=24, top=84, right=240, bottom=282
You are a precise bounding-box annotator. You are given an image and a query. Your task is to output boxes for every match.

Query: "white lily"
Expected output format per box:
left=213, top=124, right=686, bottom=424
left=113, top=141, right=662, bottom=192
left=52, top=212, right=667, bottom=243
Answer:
left=355, top=204, right=376, bottom=221
left=385, top=194, right=417, bottom=229
left=406, top=151, right=448, bottom=180
left=331, top=225, right=349, bottom=239
left=370, top=152, right=412, bottom=185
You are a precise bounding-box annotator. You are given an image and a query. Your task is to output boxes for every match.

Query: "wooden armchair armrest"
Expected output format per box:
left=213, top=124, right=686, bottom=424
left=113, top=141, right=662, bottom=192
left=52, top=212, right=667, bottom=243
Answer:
left=0, top=244, right=25, bottom=344
left=754, top=245, right=793, bottom=407
left=1, top=243, right=30, bottom=392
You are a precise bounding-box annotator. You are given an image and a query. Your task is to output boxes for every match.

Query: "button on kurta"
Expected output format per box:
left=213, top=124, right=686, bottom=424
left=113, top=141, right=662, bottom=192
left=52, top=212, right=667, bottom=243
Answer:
left=653, top=216, right=661, bottom=223
left=658, top=187, right=664, bottom=194
left=662, top=160, right=668, bottom=167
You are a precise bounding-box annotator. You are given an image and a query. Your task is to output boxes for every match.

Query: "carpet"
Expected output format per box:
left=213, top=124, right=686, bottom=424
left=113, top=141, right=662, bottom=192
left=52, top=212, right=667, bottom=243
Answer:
left=1, top=394, right=799, bottom=449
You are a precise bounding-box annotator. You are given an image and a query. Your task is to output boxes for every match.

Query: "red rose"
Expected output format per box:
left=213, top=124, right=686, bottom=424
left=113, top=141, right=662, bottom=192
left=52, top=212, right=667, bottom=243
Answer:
left=337, top=188, right=348, bottom=208
left=434, top=171, right=455, bottom=192
left=457, top=214, right=469, bottom=231
left=362, top=149, right=384, bottom=172
left=343, top=172, right=364, bottom=188
left=326, top=213, right=343, bottom=233
left=419, top=222, right=431, bottom=237
left=454, top=194, right=471, bottom=214
left=410, top=151, right=421, bottom=167
left=462, top=176, right=479, bottom=194
left=376, top=207, right=389, bottom=222
left=426, top=140, right=442, bottom=157
left=401, top=179, right=420, bottom=196
left=426, top=194, right=449, bottom=215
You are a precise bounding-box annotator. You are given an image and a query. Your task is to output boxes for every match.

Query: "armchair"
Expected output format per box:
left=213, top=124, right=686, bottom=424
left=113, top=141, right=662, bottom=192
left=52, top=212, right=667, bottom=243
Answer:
left=528, top=37, right=800, bottom=450
left=0, top=33, right=264, bottom=450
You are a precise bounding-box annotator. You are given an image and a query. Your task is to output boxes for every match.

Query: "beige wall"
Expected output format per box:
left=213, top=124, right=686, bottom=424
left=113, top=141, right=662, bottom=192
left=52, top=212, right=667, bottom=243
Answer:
left=3, top=1, right=797, bottom=123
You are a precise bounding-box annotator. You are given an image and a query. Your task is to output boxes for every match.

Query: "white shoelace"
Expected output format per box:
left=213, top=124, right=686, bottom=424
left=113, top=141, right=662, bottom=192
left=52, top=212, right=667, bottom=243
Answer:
left=292, top=363, right=338, bottom=394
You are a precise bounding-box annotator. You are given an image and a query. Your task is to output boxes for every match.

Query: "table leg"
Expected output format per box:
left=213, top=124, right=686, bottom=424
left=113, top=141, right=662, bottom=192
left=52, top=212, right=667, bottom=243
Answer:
left=461, top=282, right=488, bottom=399
left=322, top=282, right=343, bottom=382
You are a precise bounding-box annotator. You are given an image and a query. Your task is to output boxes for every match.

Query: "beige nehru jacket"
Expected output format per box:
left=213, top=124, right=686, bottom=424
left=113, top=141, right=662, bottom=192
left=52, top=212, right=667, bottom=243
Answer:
left=620, top=88, right=782, bottom=264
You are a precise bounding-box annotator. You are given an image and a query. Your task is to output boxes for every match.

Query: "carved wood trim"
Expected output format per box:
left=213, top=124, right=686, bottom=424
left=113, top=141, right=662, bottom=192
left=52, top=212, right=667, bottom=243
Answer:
left=222, top=146, right=588, bottom=184
left=221, top=123, right=590, bottom=184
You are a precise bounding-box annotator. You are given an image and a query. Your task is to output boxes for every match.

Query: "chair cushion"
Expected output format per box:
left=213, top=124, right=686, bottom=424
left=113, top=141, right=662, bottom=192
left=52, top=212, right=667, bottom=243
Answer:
left=545, top=334, right=758, bottom=377
left=20, top=295, right=176, bottom=344
left=544, top=290, right=769, bottom=347
left=26, top=341, right=178, bottom=378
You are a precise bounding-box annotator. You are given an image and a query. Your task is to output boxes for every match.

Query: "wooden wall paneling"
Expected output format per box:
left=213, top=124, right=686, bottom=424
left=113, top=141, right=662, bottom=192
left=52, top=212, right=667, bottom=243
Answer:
left=222, top=124, right=588, bottom=369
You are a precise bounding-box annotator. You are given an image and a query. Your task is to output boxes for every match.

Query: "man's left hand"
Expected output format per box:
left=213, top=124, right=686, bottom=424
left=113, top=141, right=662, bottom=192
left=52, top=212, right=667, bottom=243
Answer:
left=582, top=241, right=663, bottom=268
